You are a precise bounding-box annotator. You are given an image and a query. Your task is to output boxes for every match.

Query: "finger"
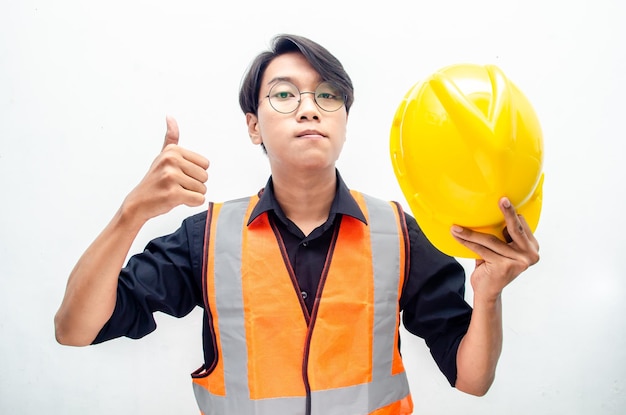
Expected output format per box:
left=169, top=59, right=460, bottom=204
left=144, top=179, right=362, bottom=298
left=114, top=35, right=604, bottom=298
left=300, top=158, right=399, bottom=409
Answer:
left=499, top=198, right=539, bottom=263
left=179, top=147, right=210, bottom=171
left=180, top=158, right=209, bottom=183
left=499, top=197, right=527, bottom=245
left=518, top=214, right=540, bottom=252
left=163, top=115, right=180, bottom=150
left=451, top=225, right=510, bottom=260
left=177, top=172, right=208, bottom=196
left=179, top=187, right=206, bottom=207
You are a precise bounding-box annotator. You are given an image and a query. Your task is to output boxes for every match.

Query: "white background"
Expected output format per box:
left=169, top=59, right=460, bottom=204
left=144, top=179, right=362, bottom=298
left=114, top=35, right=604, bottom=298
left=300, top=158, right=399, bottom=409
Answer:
left=1, top=0, right=625, bottom=413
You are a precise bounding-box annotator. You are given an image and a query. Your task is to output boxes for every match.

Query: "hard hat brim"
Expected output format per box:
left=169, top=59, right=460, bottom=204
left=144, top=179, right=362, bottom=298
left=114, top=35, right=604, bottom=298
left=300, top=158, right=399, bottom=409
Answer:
left=412, top=173, right=543, bottom=259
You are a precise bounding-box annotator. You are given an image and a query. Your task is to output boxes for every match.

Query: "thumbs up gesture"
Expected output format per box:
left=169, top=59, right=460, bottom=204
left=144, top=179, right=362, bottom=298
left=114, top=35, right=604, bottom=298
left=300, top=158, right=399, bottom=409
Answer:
left=123, top=116, right=210, bottom=223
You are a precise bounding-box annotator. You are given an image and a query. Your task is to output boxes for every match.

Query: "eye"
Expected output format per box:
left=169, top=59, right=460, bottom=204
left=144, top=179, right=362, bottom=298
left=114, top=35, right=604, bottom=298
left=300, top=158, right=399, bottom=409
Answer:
left=313, top=82, right=345, bottom=112
left=316, top=82, right=343, bottom=101
left=270, top=82, right=298, bottom=101
left=317, top=92, right=337, bottom=100
left=274, top=91, right=295, bottom=100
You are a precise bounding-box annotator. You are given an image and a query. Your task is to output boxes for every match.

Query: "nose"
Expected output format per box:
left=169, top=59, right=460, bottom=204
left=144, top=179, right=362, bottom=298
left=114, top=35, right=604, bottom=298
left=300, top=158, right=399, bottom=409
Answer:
left=296, top=92, right=320, bottom=119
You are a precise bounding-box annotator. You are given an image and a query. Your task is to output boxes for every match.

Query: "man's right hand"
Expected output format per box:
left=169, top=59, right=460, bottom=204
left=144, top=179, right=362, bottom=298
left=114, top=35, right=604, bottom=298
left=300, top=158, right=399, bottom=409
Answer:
left=122, top=116, right=210, bottom=223
left=54, top=116, right=209, bottom=346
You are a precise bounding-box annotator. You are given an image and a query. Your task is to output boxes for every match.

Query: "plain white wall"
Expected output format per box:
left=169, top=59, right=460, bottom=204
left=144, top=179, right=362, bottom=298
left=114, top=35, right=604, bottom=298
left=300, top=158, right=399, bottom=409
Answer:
left=1, top=0, right=625, bottom=413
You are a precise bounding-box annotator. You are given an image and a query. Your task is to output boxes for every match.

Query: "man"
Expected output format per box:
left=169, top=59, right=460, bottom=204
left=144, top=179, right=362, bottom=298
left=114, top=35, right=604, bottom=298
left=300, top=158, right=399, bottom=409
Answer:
left=55, top=34, right=540, bottom=415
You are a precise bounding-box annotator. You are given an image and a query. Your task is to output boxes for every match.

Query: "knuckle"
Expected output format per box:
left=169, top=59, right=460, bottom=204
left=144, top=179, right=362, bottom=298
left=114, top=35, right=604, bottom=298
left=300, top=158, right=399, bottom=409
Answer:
left=161, top=151, right=180, bottom=166
left=159, top=167, right=178, bottom=184
left=530, top=251, right=540, bottom=265
left=186, top=194, right=205, bottom=207
left=520, top=252, right=539, bottom=269
left=161, top=185, right=179, bottom=201
left=158, top=147, right=180, bottom=164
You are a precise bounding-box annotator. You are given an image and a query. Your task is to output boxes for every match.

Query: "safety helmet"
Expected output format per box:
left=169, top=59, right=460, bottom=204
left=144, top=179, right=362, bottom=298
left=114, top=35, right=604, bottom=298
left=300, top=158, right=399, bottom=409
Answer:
left=390, top=63, right=544, bottom=258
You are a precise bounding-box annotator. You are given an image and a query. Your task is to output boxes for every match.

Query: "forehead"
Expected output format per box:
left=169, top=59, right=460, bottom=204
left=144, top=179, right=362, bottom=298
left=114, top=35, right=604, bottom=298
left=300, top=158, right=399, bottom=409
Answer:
left=261, top=52, right=322, bottom=89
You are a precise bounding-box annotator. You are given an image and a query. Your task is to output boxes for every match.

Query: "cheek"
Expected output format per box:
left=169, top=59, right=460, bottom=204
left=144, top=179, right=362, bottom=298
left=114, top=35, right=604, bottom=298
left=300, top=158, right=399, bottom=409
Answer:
left=256, top=112, right=280, bottom=138
left=335, top=118, right=348, bottom=142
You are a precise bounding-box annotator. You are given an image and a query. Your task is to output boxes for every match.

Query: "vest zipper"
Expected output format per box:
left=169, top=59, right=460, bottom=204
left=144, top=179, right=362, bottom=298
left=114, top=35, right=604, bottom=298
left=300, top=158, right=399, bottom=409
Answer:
left=301, top=220, right=341, bottom=415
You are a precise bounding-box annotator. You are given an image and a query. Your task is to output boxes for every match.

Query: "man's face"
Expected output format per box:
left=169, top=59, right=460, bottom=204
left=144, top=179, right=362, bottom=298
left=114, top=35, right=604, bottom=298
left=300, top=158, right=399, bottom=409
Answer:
left=246, top=52, right=348, bottom=175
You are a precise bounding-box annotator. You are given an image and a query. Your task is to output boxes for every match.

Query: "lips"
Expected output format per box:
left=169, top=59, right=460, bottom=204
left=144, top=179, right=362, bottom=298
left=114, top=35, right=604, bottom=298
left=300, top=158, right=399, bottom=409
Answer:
left=297, top=130, right=326, bottom=138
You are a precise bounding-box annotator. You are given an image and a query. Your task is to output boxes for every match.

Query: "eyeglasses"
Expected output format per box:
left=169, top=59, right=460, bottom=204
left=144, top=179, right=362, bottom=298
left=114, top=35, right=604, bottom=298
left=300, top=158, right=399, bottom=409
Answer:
left=264, top=81, right=346, bottom=114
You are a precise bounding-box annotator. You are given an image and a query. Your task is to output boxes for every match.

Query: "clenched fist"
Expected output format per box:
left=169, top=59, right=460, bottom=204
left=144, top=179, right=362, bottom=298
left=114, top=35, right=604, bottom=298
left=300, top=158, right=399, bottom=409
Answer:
left=122, top=116, right=210, bottom=223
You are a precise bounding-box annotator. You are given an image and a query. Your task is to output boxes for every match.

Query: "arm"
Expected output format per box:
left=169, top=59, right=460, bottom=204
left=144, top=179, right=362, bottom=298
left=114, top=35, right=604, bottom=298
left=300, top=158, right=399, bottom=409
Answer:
left=54, top=117, right=209, bottom=346
left=400, top=213, right=472, bottom=388
left=451, top=197, right=540, bottom=396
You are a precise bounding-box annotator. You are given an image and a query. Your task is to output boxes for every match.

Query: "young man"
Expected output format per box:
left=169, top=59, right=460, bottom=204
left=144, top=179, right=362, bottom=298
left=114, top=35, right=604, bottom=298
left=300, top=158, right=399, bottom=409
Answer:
left=55, top=34, right=540, bottom=415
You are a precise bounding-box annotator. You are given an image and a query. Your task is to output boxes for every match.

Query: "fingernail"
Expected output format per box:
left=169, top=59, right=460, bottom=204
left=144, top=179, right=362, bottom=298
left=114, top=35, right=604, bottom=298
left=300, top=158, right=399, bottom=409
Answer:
left=502, top=197, right=511, bottom=208
left=451, top=225, right=463, bottom=234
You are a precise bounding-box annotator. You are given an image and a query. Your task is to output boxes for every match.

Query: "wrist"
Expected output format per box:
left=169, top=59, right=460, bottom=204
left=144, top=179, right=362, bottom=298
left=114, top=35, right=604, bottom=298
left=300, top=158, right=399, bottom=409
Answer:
left=116, top=197, right=149, bottom=232
left=472, top=291, right=502, bottom=309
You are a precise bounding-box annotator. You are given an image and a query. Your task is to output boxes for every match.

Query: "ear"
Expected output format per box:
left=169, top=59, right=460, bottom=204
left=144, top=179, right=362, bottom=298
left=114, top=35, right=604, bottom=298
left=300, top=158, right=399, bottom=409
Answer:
left=246, top=113, right=262, bottom=145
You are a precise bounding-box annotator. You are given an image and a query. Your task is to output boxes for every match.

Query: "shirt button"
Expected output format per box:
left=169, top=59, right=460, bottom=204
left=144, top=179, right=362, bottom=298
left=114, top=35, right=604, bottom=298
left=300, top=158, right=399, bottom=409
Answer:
left=301, top=291, right=308, bottom=300
left=302, top=242, right=308, bottom=247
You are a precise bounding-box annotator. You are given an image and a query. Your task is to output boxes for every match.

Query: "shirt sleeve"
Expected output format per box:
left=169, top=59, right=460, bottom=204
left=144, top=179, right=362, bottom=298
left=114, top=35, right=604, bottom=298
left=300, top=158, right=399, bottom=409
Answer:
left=93, top=211, right=207, bottom=344
left=400, top=212, right=472, bottom=387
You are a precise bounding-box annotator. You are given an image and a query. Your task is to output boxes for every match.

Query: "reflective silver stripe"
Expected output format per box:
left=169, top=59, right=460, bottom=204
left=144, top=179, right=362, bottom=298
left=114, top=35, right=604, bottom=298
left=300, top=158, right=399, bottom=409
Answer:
left=196, top=375, right=409, bottom=415
left=195, top=197, right=308, bottom=415
left=200, top=197, right=254, bottom=414
left=310, top=373, right=409, bottom=415
left=309, top=195, right=411, bottom=415
left=364, top=193, right=410, bottom=411
left=195, top=194, right=410, bottom=415
left=193, top=384, right=305, bottom=415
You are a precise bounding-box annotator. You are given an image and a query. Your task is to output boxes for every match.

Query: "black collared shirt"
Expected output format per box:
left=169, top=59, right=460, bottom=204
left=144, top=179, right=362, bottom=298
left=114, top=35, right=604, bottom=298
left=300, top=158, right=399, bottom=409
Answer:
left=246, top=174, right=367, bottom=314
left=94, top=172, right=472, bottom=386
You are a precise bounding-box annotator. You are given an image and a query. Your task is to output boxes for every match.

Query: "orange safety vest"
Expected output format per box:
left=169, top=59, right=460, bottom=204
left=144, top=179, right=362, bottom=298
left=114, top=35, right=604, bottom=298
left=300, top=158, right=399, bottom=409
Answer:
left=192, top=191, right=414, bottom=415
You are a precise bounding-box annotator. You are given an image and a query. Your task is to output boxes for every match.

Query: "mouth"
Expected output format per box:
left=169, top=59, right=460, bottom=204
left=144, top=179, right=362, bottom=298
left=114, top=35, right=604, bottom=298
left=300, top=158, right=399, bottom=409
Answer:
left=296, top=130, right=326, bottom=139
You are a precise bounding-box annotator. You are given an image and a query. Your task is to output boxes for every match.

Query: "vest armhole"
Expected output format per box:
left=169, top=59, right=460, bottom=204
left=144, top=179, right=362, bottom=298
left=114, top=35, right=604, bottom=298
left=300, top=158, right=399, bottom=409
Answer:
left=392, top=201, right=410, bottom=297
left=201, top=202, right=219, bottom=375
left=201, top=202, right=214, bottom=311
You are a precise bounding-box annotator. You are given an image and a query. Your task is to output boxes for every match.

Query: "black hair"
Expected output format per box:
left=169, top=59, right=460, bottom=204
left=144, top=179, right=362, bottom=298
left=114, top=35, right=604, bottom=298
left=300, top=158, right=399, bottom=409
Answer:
left=239, top=34, right=354, bottom=115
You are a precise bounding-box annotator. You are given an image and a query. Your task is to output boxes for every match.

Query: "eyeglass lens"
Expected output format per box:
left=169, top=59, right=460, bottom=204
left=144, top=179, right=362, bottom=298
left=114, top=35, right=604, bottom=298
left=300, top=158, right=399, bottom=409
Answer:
left=268, top=81, right=345, bottom=113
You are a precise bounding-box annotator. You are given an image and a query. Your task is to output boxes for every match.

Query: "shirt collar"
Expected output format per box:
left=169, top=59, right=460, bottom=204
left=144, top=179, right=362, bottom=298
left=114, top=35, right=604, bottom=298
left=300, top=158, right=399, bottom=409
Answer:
left=247, top=169, right=367, bottom=226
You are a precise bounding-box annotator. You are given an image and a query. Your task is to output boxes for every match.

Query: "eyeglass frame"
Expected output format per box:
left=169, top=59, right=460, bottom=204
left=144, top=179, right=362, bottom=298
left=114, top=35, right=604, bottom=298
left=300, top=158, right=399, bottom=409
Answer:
left=262, top=80, right=347, bottom=114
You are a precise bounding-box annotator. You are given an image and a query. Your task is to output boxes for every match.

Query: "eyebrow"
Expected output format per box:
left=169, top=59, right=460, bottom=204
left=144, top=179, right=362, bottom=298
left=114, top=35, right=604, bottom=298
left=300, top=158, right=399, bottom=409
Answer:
left=266, top=76, right=294, bottom=86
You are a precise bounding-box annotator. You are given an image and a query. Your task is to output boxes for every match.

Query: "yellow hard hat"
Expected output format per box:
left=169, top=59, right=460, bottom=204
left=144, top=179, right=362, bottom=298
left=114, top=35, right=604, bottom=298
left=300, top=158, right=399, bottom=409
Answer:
left=390, top=63, right=544, bottom=258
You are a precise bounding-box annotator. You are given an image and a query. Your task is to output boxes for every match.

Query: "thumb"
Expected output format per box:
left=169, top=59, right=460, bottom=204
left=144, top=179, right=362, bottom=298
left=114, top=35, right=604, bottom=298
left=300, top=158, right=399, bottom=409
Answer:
left=163, top=115, right=180, bottom=150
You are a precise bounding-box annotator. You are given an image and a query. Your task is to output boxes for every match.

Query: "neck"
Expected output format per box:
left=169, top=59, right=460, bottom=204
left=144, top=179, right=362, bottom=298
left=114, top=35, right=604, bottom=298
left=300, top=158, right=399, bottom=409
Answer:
left=271, top=168, right=337, bottom=236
